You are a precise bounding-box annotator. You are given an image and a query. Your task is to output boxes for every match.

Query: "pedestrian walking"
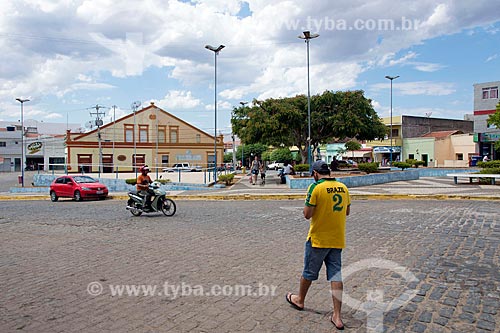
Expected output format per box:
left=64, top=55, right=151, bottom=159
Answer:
left=259, top=162, right=266, bottom=185
left=286, top=160, right=351, bottom=330
left=250, top=156, right=261, bottom=185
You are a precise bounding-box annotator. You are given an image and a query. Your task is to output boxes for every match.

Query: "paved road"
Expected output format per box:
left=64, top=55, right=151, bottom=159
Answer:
left=0, top=199, right=498, bottom=332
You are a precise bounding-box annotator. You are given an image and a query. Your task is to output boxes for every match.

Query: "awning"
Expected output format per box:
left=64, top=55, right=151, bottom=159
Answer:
left=342, top=151, right=372, bottom=158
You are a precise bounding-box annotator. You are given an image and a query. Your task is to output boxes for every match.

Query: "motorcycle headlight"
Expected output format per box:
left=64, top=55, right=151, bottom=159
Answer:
left=81, top=187, right=91, bottom=191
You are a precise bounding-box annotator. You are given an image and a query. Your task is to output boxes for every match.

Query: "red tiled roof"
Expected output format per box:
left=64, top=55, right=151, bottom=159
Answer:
left=421, top=130, right=463, bottom=138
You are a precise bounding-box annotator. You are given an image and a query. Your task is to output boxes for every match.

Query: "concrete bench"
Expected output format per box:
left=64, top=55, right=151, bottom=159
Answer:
left=447, top=173, right=499, bottom=185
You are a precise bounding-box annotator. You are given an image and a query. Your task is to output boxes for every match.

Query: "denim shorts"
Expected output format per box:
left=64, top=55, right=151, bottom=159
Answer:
left=302, top=240, right=342, bottom=282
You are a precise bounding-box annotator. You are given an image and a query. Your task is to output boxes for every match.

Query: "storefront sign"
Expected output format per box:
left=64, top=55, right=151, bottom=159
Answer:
left=482, top=132, right=500, bottom=142
left=373, top=146, right=401, bottom=153
left=27, top=141, right=42, bottom=154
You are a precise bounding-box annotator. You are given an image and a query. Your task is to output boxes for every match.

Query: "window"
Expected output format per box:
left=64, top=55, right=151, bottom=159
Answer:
left=482, top=87, right=499, bottom=99
left=456, top=153, right=463, bottom=160
left=124, top=125, right=134, bottom=142
left=196, top=134, right=201, bottom=143
left=391, top=128, right=399, bottom=137
left=139, top=125, right=148, bottom=143
left=491, top=87, right=498, bottom=99
left=408, top=154, right=414, bottom=159
left=0, top=142, right=6, bottom=147
left=158, top=126, right=166, bottom=143
left=161, top=155, right=169, bottom=166
left=170, top=127, right=178, bottom=143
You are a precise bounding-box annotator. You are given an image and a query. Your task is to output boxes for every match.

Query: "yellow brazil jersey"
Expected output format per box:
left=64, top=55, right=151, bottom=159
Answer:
left=305, top=178, right=350, bottom=248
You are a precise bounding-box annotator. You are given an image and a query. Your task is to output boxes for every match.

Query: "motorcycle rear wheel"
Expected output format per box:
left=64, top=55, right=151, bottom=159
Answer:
left=161, top=198, right=176, bottom=216
left=128, top=199, right=143, bottom=216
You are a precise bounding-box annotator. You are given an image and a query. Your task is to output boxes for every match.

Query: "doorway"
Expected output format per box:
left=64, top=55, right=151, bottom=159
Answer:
left=421, top=154, right=428, bottom=167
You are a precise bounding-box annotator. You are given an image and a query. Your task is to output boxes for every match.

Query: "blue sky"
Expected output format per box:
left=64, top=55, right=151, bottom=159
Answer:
left=1, top=0, right=499, bottom=137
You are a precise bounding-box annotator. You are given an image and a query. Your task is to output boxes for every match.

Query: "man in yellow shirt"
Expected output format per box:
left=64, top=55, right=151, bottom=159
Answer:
left=286, top=160, right=350, bottom=330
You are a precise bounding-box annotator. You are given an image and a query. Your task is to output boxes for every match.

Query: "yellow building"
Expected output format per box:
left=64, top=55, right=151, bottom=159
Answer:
left=66, top=102, right=223, bottom=173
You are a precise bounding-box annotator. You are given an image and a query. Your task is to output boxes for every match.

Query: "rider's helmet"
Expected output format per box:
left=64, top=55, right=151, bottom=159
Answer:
left=139, top=165, right=150, bottom=173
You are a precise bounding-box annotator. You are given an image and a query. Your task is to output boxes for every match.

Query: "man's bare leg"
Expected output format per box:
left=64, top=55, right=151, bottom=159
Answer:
left=289, top=276, right=312, bottom=308
left=331, top=281, right=344, bottom=328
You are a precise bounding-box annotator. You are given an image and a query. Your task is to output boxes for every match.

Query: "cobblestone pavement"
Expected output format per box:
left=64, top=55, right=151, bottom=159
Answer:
left=0, top=199, right=498, bottom=332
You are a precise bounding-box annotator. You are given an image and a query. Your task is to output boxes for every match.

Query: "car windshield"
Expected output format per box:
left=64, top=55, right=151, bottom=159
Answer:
left=73, top=176, right=97, bottom=183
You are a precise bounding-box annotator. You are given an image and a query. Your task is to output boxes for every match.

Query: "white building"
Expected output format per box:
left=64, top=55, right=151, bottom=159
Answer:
left=0, top=120, right=81, bottom=172
left=473, top=81, right=499, bottom=159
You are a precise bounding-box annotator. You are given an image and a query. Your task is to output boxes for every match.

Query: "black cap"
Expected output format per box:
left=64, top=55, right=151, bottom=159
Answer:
left=311, top=160, right=330, bottom=176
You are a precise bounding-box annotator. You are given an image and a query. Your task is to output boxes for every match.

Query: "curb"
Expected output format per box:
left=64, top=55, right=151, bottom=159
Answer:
left=1, top=194, right=499, bottom=201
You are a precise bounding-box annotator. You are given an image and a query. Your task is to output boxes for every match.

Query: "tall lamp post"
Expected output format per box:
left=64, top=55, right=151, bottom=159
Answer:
left=205, top=44, right=225, bottom=181
left=298, top=31, right=319, bottom=172
left=16, top=98, right=29, bottom=187
left=385, top=75, right=399, bottom=165
left=238, top=101, right=248, bottom=170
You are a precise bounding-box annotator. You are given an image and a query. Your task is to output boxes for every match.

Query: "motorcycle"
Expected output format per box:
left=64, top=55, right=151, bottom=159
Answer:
left=126, top=181, right=176, bottom=216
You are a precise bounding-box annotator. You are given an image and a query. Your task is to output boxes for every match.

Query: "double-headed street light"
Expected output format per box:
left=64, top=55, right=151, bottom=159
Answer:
left=205, top=44, right=225, bottom=181
left=298, top=31, right=319, bottom=172
left=385, top=75, right=399, bottom=165
left=16, top=98, right=30, bottom=187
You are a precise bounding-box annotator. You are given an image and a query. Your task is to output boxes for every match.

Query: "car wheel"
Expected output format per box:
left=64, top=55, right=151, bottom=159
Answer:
left=50, top=191, right=58, bottom=202
left=74, top=190, right=82, bottom=201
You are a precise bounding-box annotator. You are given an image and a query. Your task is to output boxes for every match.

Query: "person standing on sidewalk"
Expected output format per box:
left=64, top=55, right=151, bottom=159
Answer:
left=259, top=161, right=266, bottom=185
left=286, top=160, right=351, bottom=330
left=250, top=156, right=261, bottom=185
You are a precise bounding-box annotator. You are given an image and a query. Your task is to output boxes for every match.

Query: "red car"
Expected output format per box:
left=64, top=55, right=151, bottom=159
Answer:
left=50, top=175, right=108, bottom=201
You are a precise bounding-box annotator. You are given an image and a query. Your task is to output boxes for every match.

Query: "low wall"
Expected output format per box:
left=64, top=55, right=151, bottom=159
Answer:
left=17, top=174, right=218, bottom=193
left=288, top=168, right=477, bottom=189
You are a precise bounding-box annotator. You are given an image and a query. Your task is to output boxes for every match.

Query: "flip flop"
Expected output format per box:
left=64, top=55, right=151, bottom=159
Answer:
left=285, top=293, right=304, bottom=311
left=331, top=316, right=345, bottom=330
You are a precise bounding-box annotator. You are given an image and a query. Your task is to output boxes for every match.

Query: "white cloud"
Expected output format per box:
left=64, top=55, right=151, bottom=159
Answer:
left=0, top=0, right=498, bottom=124
left=371, top=81, right=456, bottom=96
left=154, top=90, right=203, bottom=110
left=486, top=54, right=498, bottom=62
left=412, top=62, right=446, bottom=72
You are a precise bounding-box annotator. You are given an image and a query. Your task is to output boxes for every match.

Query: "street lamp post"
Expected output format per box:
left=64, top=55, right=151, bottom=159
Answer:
left=16, top=98, right=29, bottom=187
left=205, top=44, right=225, bottom=182
left=237, top=101, right=248, bottom=171
left=298, top=31, right=319, bottom=172
left=385, top=75, right=399, bottom=165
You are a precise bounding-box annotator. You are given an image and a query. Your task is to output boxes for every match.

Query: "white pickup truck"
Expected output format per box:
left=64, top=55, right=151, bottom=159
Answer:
left=266, top=162, right=284, bottom=170
left=162, top=163, right=202, bottom=172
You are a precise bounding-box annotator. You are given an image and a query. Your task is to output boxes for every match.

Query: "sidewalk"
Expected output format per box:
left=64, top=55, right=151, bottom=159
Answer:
left=1, top=171, right=499, bottom=201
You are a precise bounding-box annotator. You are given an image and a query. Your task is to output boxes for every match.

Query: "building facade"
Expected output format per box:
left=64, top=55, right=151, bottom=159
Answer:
left=473, top=81, right=499, bottom=159
left=66, top=103, right=223, bottom=173
left=365, top=115, right=474, bottom=165
left=0, top=120, right=79, bottom=172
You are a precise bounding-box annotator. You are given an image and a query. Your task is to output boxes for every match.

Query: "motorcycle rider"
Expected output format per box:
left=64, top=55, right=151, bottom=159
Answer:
left=137, top=165, right=154, bottom=210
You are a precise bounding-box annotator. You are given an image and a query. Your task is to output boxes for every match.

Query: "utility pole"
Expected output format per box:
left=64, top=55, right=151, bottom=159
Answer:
left=131, top=101, right=141, bottom=179
left=89, top=104, right=106, bottom=177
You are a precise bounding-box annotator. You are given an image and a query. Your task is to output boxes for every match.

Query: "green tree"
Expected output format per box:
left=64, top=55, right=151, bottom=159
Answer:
left=223, top=153, right=233, bottom=163
left=261, top=150, right=272, bottom=162
left=270, top=148, right=293, bottom=162
left=235, top=143, right=268, bottom=166
left=487, top=102, right=500, bottom=152
left=232, top=90, right=386, bottom=163
left=344, top=140, right=362, bottom=159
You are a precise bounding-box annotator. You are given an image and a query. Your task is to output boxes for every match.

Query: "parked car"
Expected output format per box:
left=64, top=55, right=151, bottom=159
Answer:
left=337, top=160, right=358, bottom=168
left=163, top=163, right=202, bottom=172
left=267, top=162, right=284, bottom=170
left=50, top=175, right=108, bottom=201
